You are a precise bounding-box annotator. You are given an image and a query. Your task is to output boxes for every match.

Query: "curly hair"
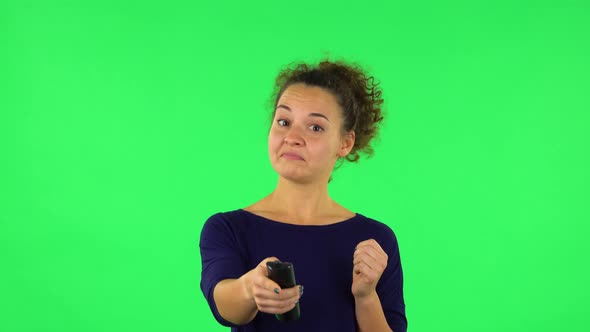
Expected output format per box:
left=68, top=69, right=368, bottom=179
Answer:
left=268, top=59, right=384, bottom=164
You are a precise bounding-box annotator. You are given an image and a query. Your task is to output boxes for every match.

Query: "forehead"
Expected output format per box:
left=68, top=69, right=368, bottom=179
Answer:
left=277, top=84, right=341, bottom=115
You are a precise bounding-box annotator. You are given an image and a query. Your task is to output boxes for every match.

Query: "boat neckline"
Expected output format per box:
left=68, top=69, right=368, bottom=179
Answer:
left=238, top=208, right=361, bottom=228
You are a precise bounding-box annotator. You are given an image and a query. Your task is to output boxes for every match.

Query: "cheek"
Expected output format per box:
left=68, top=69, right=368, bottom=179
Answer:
left=268, top=131, right=283, bottom=152
left=308, top=139, right=334, bottom=160
left=317, top=138, right=341, bottom=159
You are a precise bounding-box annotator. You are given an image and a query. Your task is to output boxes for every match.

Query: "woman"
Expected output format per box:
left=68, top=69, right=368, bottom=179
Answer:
left=200, top=59, right=407, bottom=332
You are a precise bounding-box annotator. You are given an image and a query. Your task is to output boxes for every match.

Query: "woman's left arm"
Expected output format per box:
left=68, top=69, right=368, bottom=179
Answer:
left=354, top=290, right=392, bottom=332
left=352, top=239, right=395, bottom=332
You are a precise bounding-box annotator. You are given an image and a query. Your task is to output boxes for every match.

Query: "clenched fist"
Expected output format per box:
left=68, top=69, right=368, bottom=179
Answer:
left=351, top=239, right=388, bottom=299
left=243, top=257, right=303, bottom=314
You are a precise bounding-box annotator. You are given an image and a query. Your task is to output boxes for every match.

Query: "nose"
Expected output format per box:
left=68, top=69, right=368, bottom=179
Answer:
left=283, top=126, right=304, bottom=146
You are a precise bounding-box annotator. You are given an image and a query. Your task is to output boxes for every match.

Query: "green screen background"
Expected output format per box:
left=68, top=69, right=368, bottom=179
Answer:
left=1, top=0, right=589, bottom=331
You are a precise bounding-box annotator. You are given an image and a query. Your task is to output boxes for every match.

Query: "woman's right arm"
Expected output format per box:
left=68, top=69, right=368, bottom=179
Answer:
left=212, top=277, right=257, bottom=325
left=213, top=257, right=302, bottom=325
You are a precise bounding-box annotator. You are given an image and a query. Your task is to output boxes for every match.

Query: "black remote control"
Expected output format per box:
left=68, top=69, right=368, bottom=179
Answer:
left=266, top=260, right=300, bottom=321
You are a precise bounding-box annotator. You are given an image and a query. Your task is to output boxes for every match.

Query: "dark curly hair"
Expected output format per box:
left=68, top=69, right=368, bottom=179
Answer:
left=268, top=59, right=384, bottom=164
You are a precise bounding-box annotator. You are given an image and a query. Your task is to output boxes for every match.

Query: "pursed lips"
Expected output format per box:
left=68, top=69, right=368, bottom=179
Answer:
left=281, top=152, right=304, bottom=160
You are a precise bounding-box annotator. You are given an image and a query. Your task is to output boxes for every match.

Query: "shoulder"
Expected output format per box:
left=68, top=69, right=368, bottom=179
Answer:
left=202, top=208, right=272, bottom=233
left=204, top=209, right=243, bottom=224
left=355, top=213, right=396, bottom=234
left=354, top=213, right=401, bottom=251
left=200, top=209, right=260, bottom=252
left=200, top=209, right=248, bottom=237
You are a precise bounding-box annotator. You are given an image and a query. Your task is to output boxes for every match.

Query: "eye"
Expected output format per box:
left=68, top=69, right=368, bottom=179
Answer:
left=309, top=124, right=324, bottom=132
left=277, top=119, right=289, bottom=127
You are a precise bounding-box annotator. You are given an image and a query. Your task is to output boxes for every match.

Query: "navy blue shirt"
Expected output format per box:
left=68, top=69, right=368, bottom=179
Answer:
left=199, top=209, right=407, bottom=332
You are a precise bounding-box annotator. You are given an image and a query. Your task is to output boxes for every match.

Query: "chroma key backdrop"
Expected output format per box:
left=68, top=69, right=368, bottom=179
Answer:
left=1, top=1, right=589, bottom=331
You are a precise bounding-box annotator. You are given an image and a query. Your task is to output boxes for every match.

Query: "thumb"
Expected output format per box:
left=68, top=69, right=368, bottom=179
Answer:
left=258, top=256, right=281, bottom=276
left=258, top=257, right=282, bottom=292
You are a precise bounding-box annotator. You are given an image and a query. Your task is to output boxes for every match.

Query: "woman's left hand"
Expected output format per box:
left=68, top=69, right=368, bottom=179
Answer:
left=351, top=239, right=388, bottom=299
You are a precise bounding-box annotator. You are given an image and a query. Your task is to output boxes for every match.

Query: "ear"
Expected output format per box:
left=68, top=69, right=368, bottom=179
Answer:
left=337, top=130, right=355, bottom=157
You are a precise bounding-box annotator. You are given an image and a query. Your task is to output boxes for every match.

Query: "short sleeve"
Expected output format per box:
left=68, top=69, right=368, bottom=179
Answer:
left=199, top=213, right=248, bottom=327
left=376, top=228, right=408, bottom=332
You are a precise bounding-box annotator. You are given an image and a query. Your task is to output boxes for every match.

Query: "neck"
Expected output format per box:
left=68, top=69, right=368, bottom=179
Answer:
left=267, top=176, right=335, bottom=224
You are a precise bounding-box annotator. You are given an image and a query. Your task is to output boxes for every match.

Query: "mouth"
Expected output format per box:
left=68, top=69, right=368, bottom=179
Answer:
left=281, top=153, right=304, bottom=161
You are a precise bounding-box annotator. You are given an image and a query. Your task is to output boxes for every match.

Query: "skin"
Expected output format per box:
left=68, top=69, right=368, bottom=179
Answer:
left=268, top=83, right=351, bottom=185
left=214, top=83, right=392, bottom=330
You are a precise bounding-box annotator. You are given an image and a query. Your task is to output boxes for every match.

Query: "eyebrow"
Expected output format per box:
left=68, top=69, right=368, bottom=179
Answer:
left=275, top=104, right=330, bottom=122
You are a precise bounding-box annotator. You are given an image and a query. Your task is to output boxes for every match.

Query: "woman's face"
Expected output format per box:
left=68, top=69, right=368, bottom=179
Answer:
left=268, top=83, right=355, bottom=184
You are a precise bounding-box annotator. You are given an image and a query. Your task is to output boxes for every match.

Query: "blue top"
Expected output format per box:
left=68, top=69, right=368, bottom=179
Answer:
left=199, top=209, right=407, bottom=332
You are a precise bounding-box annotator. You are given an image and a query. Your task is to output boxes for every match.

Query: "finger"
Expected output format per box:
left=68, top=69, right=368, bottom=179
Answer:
left=276, top=284, right=303, bottom=299
left=255, top=290, right=301, bottom=313
left=354, top=244, right=386, bottom=268
left=277, top=302, right=299, bottom=314
left=254, top=279, right=302, bottom=301
left=356, top=239, right=386, bottom=256
left=354, top=261, right=379, bottom=281
left=355, top=238, right=378, bottom=249
left=255, top=257, right=282, bottom=291
left=353, top=262, right=382, bottom=283
left=355, top=251, right=388, bottom=274
left=353, top=262, right=363, bottom=275
left=354, top=244, right=382, bottom=262
left=353, top=262, right=374, bottom=283
left=355, top=242, right=387, bottom=265
left=258, top=257, right=282, bottom=273
left=252, top=284, right=278, bottom=303
left=258, top=298, right=299, bottom=314
left=353, top=250, right=378, bottom=266
left=252, top=271, right=282, bottom=295
left=262, top=278, right=282, bottom=295
left=264, top=284, right=301, bottom=300
left=258, top=290, right=300, bottom=305
left=356, top=239, right=387, bottom=257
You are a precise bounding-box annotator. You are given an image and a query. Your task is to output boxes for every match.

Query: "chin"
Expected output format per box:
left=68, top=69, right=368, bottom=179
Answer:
left=272, top=164, right=314, bottom=183
left=279, top=174, right=316, bottom=184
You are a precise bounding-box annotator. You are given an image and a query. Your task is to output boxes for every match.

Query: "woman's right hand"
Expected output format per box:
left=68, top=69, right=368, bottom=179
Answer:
left=241, top=257, right=302, bottom=315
